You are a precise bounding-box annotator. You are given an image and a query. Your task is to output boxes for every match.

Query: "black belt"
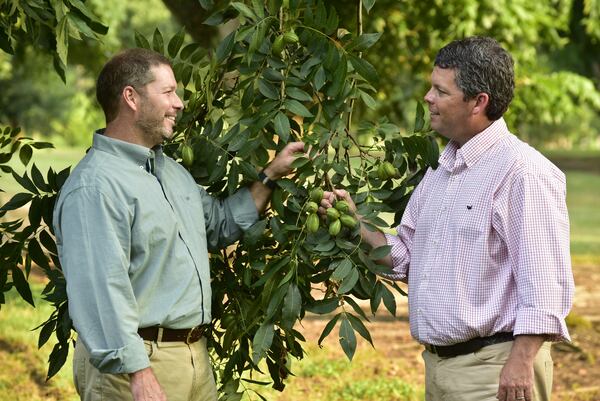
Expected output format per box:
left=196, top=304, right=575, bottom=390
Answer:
left=423, top=332, right=514, bottom=358
left=138, top=325, right=208, bottom=344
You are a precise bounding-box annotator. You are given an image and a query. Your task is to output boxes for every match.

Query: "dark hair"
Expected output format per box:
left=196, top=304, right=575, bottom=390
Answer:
left=434, top=37, right=514, bottom=120
left=96, top=48, right=172, bottom=122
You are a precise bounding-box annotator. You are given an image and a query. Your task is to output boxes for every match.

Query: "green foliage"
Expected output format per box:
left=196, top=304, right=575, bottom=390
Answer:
left=0, top=0, right=180, bottom=145
left=331, top=0, right=600, bottom=146
left=0, top=125, right=72, bottom=380
left=0, top=0, right=107, bottom=81
left=509, top=70, right=600, bottom=146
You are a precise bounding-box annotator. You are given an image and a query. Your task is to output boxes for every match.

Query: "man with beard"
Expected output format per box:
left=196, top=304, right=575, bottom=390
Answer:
left=321, top=37, right=574, bottom=401
left=53, top=48, right=304, bottom=401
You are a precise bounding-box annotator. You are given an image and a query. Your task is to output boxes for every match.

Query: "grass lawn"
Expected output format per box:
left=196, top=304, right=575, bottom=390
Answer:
left=565, top=171, right=600, bottom=266
left=241, top=345, right=424, bottom=401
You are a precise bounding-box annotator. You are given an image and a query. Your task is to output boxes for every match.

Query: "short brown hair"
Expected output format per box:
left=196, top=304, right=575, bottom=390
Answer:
left=434, top=37, right=514, bottom=121
left=96, top=48, right=172, bottom=122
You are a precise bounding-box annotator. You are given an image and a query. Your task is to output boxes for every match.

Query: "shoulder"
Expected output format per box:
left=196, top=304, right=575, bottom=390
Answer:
left=58, top=149, right=131, bottom=203
left=496, top=134, right=565, bottom=185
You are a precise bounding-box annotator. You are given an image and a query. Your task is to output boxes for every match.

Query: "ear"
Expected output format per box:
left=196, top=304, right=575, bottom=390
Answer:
left=122, top=86, right=141, bottom=112
left=471, top=93, right=490, bottom=117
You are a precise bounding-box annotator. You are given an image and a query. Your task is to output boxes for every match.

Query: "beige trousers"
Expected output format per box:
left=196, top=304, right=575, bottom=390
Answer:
left=73, top=338, right=218, bottom=401
left=422, top=341, right=553, bottom=401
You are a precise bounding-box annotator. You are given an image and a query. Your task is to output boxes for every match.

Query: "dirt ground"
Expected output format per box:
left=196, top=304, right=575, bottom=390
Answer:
left=300, top=263, right=600, bottom=401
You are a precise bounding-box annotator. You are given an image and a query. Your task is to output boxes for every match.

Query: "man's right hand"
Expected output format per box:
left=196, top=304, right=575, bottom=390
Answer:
left=319, top=189, right=357, bottom=215
left=320, top=189, right=392, bottom=267
left=130, top=367, right=167, bottom=401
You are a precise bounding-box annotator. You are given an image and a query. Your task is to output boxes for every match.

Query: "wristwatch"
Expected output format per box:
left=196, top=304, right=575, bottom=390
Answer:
left=258, top=170, right=277, bottom=189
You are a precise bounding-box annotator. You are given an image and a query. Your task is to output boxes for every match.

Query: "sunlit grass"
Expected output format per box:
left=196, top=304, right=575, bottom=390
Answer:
left=0, top=284, right=77, bottom=401
left=240, top=343, right=424, bottom=401
left=566, top=171, right=600, bottom=266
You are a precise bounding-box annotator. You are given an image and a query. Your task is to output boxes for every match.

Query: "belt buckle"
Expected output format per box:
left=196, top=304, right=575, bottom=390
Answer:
left=185, top=325, right=203, bottom=344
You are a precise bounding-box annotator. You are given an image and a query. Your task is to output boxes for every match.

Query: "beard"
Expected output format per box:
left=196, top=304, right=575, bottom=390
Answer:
left=135, top=99, right=171, bottom=147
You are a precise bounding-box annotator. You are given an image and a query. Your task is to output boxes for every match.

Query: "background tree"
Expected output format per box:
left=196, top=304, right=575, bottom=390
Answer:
left=3, top=0, right=599, bottom=147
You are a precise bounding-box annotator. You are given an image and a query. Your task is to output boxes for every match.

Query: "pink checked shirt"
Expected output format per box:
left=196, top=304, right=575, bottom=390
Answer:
left=384, top=118, right=574, bottom=346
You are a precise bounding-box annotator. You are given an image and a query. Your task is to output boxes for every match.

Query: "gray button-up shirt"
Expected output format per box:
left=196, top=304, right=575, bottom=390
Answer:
left=53, top=131, right=258, bottom=374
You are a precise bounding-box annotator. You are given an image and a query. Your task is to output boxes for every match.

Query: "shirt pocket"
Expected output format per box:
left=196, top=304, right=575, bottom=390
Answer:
left=454, top=201, right=489, bottom=241
left=173, top=191, right=205, bottom=234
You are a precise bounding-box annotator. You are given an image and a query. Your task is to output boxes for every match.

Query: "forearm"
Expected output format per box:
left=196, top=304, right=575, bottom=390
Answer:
left=508, top=335, right=545, bottom=363
left=249, top=180, right=272, bottom=214
left=496, top=335, right=546, bottom=400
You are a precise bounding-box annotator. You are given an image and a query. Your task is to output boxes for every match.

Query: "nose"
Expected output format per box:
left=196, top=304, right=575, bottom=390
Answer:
left=424, top=88, right=434, bottom=104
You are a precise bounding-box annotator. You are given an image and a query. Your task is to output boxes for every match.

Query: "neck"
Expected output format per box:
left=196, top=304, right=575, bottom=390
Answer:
left=104, top=118, right=153, bottom=149
left=455, top=119, right=494, bottom=147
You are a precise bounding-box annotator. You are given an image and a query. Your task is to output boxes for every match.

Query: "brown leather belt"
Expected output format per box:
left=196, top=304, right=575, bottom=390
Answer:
left=138, top=325, right=208, bottom=344
left=424, top=332, right=514, bottom=358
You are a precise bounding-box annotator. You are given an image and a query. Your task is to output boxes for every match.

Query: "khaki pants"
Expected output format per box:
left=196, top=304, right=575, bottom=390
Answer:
left=422, top=341, right=553, bottom=401
left=73, top=338, right=217, bottom=401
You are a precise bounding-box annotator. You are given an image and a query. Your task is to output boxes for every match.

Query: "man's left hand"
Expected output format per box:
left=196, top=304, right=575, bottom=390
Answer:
left=496, top=354, right=534, bottom=401
left=496, top=335, right=544, bottom=401
left=263, top=142, right=306, bottom=180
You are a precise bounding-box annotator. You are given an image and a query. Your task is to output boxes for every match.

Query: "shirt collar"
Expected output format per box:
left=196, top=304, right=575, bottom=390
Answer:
left=438, top=118, right=510, bottom=172
left=92, top=129, right=163, bottom=169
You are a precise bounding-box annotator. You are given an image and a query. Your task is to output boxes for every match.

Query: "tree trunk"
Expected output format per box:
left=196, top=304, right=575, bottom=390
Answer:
left=160, top=0, right=224, bottom=47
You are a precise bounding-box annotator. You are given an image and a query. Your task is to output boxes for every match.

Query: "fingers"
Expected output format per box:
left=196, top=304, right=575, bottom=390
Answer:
left=284, top=141, right=306, bottom=154
left=496, top=386, right=532, bottom=401
left=319, top=190, right=356, bottom=212
left=320, top=191, right=335, bottom=210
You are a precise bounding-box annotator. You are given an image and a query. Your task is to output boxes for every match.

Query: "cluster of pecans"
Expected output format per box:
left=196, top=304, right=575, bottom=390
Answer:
left=305, top=188, right=357, bottom=236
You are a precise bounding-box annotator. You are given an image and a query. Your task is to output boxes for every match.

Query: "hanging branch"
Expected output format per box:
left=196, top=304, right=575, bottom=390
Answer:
left=345, top=0, right=364, bottom=174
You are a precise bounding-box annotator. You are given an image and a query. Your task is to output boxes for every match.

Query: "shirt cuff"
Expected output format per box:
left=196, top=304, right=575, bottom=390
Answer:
left=514, top=307, right=571, bottom=342
left=88, top=337, right=150, bottom=374
left=229, top=187, right=259, bottom=230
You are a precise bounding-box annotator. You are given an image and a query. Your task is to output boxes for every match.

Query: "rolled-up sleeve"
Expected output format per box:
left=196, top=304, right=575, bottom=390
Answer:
left=200, top=186, right=259, bottom=251
left=53, top=186, right=149, bottom=373
left=504, top=171, right=574, bottom=341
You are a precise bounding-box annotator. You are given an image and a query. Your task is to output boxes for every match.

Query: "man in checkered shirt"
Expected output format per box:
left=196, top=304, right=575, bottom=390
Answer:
left=322, top=37, right=574, bottom=401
